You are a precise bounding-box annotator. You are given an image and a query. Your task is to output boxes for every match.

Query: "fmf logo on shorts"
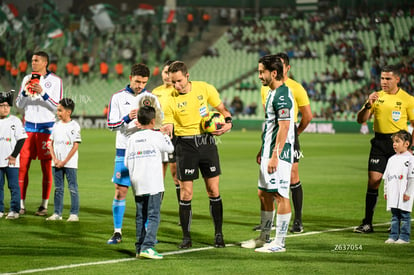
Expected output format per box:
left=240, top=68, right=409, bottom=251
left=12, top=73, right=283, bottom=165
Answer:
left=210, top=166, right=217, bottom=172
left=185, top=169, right=195, bottom=175
left=370, top=158, right=380, bottom=164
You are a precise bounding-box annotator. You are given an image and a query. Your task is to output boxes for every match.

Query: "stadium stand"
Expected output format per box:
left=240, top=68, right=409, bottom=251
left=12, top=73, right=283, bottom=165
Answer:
left=1, top=1, right=413, bottom=120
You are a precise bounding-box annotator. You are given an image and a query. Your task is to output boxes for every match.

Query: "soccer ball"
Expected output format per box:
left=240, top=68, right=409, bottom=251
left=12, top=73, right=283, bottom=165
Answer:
left=201, top=112, right=225, bottom=133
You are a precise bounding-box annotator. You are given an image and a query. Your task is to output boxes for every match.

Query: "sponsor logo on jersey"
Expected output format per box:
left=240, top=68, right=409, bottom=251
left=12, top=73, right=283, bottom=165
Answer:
left=392, top=111, right=401, bottom=121
left=197, top=95, right=203, bottom=101
left=405, top=161, right=409, bottom=167
left=0, top=137, right=12, bottom=142
left=11, top=124, right=15, bottom=130
left=55, top=140, right=72, bottom=145
left=386, top=174, right=404, bottom=181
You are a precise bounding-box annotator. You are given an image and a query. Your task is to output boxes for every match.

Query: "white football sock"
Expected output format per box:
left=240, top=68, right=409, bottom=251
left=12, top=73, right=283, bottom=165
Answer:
left=274, top=213, right=291, bottom=247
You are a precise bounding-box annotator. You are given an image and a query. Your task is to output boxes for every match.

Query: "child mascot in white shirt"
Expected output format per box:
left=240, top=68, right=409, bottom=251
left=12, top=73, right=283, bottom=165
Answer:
left=125, top=105, right=174, bottom=259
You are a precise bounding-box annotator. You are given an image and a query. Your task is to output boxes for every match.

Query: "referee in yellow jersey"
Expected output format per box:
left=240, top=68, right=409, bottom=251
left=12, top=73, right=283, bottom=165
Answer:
left=162, top=61, right=232, bottom=249
left=354, top=64, right=414, bottom=233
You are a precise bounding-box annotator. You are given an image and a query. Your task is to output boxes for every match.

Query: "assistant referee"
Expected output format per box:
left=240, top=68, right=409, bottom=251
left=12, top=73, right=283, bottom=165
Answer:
left=354, top=64, right=414, bottom=233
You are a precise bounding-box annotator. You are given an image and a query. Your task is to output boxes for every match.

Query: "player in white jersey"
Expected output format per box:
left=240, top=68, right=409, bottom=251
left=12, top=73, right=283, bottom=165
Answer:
left=0, top=90, right=27, bottom=219
left=15, top=51, right=63, bottom=216
left=106, top=63, right=158, bottom=244
left=243, top=55, right=295, bottom=253
left=47, top=98, right=81, bottom=222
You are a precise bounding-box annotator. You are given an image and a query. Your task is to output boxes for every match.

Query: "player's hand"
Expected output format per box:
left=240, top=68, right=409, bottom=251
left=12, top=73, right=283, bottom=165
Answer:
left=267, top=157, right=278, bottom=174
left=6, top=156, right=16, bottom=166
left=129, top=109, right=138, bottom=120
left=212, top=122, right=232, bottom=136
left=368, top=92, right=379, bottom=104
left=403, top=194, right=410, bottom=201
left=256, top=149, right=262, bottom=165
left=161, top=124, right=173, bottom=139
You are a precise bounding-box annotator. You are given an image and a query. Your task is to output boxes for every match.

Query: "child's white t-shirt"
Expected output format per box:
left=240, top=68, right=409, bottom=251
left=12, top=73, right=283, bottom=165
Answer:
left=383, top=151, right=414, bottom=212
left=0, top=115, right=27, bottom=168
left=125, top=129, right=174, bottom=196
left=50, top=120, right=81, bottom=168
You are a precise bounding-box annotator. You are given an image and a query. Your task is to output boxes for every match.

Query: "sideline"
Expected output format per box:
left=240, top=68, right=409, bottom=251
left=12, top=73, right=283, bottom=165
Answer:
left=1, top=222, right=392, bottom=275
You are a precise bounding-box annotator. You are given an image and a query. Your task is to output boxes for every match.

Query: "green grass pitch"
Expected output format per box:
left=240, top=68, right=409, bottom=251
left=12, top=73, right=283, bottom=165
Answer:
left=1, top=129, right=413, bottom=274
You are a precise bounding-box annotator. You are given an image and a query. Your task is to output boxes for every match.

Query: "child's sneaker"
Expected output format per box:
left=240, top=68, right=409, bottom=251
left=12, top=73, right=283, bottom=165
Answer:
left=46, top=213, right=62, bottom=221
left=67, top=214, right=79, bottom=222
left=384, top=238, right=396, bottom=244
left=6, top=211, right=19, bottom=219
left=395, top=239, right=410, bottom=244
left=139, top=248, right=163, bottom=259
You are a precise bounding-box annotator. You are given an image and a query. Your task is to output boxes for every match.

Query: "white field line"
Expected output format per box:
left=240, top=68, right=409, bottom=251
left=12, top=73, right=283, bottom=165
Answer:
left=1, top=221, right=399, bottom=275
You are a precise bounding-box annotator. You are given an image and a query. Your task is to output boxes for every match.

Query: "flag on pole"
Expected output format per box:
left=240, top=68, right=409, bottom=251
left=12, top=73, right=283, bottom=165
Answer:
left=135, top=4, right=155, bottom=16
left=47, top=28, right=64, bottom=39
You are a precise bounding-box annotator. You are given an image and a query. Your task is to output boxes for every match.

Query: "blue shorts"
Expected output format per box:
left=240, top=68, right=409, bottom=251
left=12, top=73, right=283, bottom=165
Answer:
left=112, top=156, right=131, bottom=187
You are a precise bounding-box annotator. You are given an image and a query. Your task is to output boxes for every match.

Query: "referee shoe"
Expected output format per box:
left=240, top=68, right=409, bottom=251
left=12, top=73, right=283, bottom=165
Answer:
left=353, top=223, right=373, bottom=233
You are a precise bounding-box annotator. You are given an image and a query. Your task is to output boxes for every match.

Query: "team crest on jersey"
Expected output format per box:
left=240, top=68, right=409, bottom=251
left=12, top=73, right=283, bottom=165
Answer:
left=11, top=124, right=15, bottom=130
left=177, top=101, right=187, bottom=108
left=392, top=111, right=401, bottom=121
left=198, top=95, right=203, bottom=100
left=45, top=82, right=52, bottom=88
left=142, top=99, right=151, bottom=106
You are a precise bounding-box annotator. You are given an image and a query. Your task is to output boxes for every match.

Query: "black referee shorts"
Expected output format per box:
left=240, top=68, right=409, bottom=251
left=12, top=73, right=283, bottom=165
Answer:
left=368, top=132, right=395, bottom=173
left=175, top=134, right=221, bottom=181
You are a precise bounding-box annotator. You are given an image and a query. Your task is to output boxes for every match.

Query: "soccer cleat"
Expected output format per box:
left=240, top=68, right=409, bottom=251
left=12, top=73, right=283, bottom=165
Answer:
left=67, top=214, right=79, bottom=222
left=0, top=212, right=3, bottom=218
left=395, top=239, right=410, bottom=244
left=385, top=238, right=396, bottom=244
left=35, top=206, right=48, bottom=216
left=19, top=208, right=26, bottom=215
left=46, top=213, right=62, bottom=221
left=139, top=248, right=163, bottom=259
left=6, top=211, right=19, bottom=219
left=290, top=220, right=304, bottom=233
left=214, top=233, right=225, bottom=248
left=178, top=238, right=192, bottom=249
left=353, top=223, right=373, bottom=233
left=241, top=237, right=268, bottom=249
left=107, top=232, right=122, bottom=244
left=255, top=241, right=286, bottom=253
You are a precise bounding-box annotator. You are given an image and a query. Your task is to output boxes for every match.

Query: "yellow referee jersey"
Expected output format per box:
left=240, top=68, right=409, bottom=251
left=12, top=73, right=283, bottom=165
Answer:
left=370, top=89, right=414, bottom=134
left=152, top=84, right=175, bottom=124
left=164, top=81, right=222, bottom=136
left=261, top=78, right=310, bottom=123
